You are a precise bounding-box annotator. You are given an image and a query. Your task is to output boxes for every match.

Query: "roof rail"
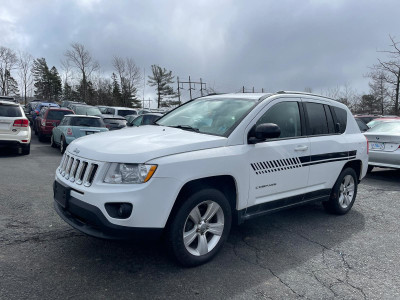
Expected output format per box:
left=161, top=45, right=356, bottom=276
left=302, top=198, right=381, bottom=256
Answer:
left=275, top=91, right=336, bottom=101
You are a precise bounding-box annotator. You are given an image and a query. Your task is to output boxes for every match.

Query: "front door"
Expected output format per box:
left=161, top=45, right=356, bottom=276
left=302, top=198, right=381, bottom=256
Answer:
left=246, top=98, right=310, bottom=211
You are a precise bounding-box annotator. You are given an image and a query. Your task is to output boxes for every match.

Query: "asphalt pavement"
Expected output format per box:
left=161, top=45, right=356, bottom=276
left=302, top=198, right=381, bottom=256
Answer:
left=1, top=135, right=400, bottom=299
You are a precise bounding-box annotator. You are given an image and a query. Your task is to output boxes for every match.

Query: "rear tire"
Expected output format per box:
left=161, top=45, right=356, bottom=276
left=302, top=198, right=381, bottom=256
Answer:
left=166, top=188, right=232, bottom=267
left=21, top=143, right=30, bottom=155
left=60, top=136, right=67, bottom=154
left=323, top=168, right=358, bottom=215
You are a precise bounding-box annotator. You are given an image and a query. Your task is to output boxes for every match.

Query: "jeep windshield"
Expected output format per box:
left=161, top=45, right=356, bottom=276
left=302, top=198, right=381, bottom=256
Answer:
left=156, top=97, right=258, bottom=136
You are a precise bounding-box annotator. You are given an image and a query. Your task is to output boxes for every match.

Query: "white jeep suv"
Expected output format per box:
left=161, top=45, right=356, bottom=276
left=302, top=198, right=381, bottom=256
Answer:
left=53, top=92, right=368, bottom=266
left=0, top=100, right=31, bottom=155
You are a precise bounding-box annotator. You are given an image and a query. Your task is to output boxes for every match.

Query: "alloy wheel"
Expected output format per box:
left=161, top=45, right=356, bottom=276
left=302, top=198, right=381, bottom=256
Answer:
left=338, top=175, right=355, bottom=209
left=183, top=200, right=225, bottom=256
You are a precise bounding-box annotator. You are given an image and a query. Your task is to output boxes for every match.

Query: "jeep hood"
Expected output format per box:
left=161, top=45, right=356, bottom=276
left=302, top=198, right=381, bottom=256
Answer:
left=67, top=125, right=227, bottom=162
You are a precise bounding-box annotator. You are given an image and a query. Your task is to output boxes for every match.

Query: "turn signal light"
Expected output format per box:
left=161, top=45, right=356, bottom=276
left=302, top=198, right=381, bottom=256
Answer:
left=13, top=119, right=29, bottom=127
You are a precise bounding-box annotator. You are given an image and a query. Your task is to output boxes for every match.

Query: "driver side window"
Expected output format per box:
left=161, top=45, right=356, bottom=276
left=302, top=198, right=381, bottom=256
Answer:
left=256, top=101, right=302, bottom=139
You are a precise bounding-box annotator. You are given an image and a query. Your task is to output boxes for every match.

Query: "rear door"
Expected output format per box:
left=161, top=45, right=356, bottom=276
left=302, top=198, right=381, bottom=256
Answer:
left=246, top=98, right=311, bottom=210
left=303, top=101, right=351, bottom=191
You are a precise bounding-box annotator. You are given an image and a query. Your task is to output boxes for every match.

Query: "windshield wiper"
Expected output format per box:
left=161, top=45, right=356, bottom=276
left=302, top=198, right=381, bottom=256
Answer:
left=169, top=125, right=200, bottom=132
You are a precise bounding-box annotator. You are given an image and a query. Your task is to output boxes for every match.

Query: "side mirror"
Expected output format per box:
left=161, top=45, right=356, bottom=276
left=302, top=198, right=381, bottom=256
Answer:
left=248, top=123, right=281, bottom=144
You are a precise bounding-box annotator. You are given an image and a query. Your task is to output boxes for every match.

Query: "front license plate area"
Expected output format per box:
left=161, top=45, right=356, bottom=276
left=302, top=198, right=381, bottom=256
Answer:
left=54, top=181, right=70, bottom=208
left=370, top=142, right=384, bottom=150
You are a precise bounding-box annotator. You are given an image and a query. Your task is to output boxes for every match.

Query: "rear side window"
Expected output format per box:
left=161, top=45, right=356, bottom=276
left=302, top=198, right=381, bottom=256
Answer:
left=256, top=101, right=302, bottom=138
left=0, top=104, right=22, bottom=117
left=324, top=105, right=335, bottom=133
left=332, top=107, right=347, bottom=134
left=304, top=102, right=328, bottom=135
left=47, top=110, right=72, bottom=120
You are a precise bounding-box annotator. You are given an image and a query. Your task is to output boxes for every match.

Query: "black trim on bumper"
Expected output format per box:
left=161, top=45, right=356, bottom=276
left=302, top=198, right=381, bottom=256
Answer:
left=54, top=196, right=163, bottom=240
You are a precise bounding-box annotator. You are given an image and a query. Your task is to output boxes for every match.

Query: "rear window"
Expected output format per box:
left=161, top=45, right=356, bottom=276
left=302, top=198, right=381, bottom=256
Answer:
left=367, top=122, right=400, bottom=133
left=143, top=115, right=160, bottom=125
left=47, top=110, right=72, bottom=120
left=332, top=107, right=347, bottom=134
left=0, top=104, right=22, bottom=117
left=103, top=118, right=127, bottom=125
left=117, top=109, right=137, bottom=117
left=75, top=106, right=101, bottom=116
left=70, top=117, right=104, bottom=127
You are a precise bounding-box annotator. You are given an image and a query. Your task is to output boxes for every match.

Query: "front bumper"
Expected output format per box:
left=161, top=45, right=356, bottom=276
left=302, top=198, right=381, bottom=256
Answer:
left=54, top=197, right=163, bottom=240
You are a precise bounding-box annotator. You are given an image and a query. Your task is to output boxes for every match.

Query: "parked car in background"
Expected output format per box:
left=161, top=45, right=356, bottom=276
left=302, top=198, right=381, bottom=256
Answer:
left=31, top=102, right=60, bottom=124
left=355, top=118, right=369, bottom=132
left=127, top=113, right=162, bottom=127
left=137, top=109, right=151, bottom=115
left=0, top=100, right=31, bottom=155
left=0, top=96, right=17, bottom=103
left=25, top=100, right=41, bottom=123
left=364, top=121, right=400, bottom=172
left=96, top=105, right=109, bottom=114
left=70, top=104, right=102, bottom=116
left=35, top=107, right=74, bottom=142
left=51, top=115, right=108, bottom=153
left=354, top=114, right=381, bottom=124
left=100, top=115, right=127, bottom=131
left=366, top=117, right=400, bottom=129
left=61, top=100, right=86, bottom=109
left=104, top=106, right=138, bottom=118
left=125, top=114, right=137, bottom=124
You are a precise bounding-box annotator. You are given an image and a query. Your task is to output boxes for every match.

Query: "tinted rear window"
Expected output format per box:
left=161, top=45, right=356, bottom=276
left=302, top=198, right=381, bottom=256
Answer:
left=47, top=110, right=72, bottom=120
left=117, top=109, right=137, bottom=117
left=304, top=102, right=329, bottom=135
left=70, top=117, right=104, bottom=127
left=333, top=107, right=347, bottom=133
left=103, top=118, right=127, bottom=125
left=143, top=115, right=160, bottom=125
left=0, top=104, right=22, bottom=117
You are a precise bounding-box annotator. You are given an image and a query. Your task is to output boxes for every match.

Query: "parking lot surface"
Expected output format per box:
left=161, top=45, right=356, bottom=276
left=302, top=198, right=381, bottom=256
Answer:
left=1, top=135, right=400, bottom=299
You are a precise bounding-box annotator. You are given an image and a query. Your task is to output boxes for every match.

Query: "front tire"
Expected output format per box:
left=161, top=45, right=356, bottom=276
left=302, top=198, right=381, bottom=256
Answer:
left=323, top=168, right=358, bottom=215
left=50, top=134, right=57, bottom=148
left=60, top=136, right=67, bottom=154
left=167, top=188, right=232, bottom=267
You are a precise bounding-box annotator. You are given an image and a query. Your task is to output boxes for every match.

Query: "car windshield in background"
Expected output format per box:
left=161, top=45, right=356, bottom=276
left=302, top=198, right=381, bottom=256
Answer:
left=156, top=97, right=258, bottom=136
left=367, top=121, right=400, bottom=133
left=0, top=104, right=22, bottom=117
left=70, top=117, right=104, bottom=127
left=75, top=106, right=101, bottom=116
left=117, top=110, right=137, bottom=117
left=47, top=110, right=71, bottom=120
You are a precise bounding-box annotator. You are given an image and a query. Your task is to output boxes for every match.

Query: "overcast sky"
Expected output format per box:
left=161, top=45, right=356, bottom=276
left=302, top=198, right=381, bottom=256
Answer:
left=1, top=0, right=400, bottom=105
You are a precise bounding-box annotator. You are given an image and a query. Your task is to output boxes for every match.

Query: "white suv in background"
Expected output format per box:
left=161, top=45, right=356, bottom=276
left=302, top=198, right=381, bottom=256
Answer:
left=104, top=106, right=138, bottom=118
left=0, top=100, right=31, bottom=155
left=53, top=92, right=368, bottom=266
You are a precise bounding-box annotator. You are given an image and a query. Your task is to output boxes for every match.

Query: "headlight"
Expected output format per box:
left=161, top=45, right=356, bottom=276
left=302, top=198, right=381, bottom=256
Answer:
left=103, top=163, right=157, bottom=184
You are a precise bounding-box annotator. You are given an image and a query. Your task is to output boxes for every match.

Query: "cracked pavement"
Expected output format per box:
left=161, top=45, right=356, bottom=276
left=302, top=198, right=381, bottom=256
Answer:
left=1, top=136, right=400, bottom=299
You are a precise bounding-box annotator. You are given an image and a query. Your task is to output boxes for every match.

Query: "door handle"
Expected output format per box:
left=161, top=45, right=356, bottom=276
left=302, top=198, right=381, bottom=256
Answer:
left=295, top=145, right=308, bottom=151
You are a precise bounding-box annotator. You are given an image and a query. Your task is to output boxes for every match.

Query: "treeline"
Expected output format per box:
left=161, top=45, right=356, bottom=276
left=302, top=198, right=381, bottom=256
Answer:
left=0, top=42, right=179, bottom=108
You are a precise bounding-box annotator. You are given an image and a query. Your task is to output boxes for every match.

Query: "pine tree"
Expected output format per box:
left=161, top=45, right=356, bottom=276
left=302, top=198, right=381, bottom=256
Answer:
left=32, top=58, right=62, bottom=101
left=111, top=73, right=122, bottom=105
left=49, top=66, right=62, bottom=101
left=147, top=65, right=177, bottom=108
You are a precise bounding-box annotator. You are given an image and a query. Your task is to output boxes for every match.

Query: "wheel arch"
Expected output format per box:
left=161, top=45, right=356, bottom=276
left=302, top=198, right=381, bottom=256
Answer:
left=165, top=175, right=239, bottom=228
left=342, top=159, right=362, bottom=181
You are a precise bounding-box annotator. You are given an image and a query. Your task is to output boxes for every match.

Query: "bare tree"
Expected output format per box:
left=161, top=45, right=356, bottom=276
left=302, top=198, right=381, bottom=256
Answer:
left=304, top=87, right=313, bottom=93
left=375, top=35, right=400, bottom=115
left=0, top=46, right=18, bottom=96
left=366, top=69, right=390, bottom=114
left=112, top=56, right=142, bottom=107
left=64, top=42, right=99, bottom=102
left=18, top=51, right=33, bottom=105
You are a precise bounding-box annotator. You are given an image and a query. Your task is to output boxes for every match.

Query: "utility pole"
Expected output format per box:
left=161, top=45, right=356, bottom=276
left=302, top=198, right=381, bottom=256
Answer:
left=178, top=76, right=206, bottom=100
left=142, top=67, right=146, bottom=108
left=177, top=76, right=181, bottom=105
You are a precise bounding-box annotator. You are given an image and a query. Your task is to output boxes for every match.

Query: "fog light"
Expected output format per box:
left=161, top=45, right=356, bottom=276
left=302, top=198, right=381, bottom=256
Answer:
left=118, top=204, right=132, bottom=218
left=105, top=203, right=133, bottom=219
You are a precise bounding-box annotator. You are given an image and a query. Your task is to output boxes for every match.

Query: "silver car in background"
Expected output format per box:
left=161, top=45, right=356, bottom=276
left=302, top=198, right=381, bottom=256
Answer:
left=364, top=121, right=400, bottom=172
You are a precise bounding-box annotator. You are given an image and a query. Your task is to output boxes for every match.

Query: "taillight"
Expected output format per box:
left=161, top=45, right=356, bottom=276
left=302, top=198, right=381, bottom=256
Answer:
left=41, top=119, right=46, bottom=127
left=106, top=124, right=111, bottom=129
left=365, top=136, right=369, bottom=154
left=67, top=128, right=73, bottom=135
left=13, top=119, right=29, bottom=127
